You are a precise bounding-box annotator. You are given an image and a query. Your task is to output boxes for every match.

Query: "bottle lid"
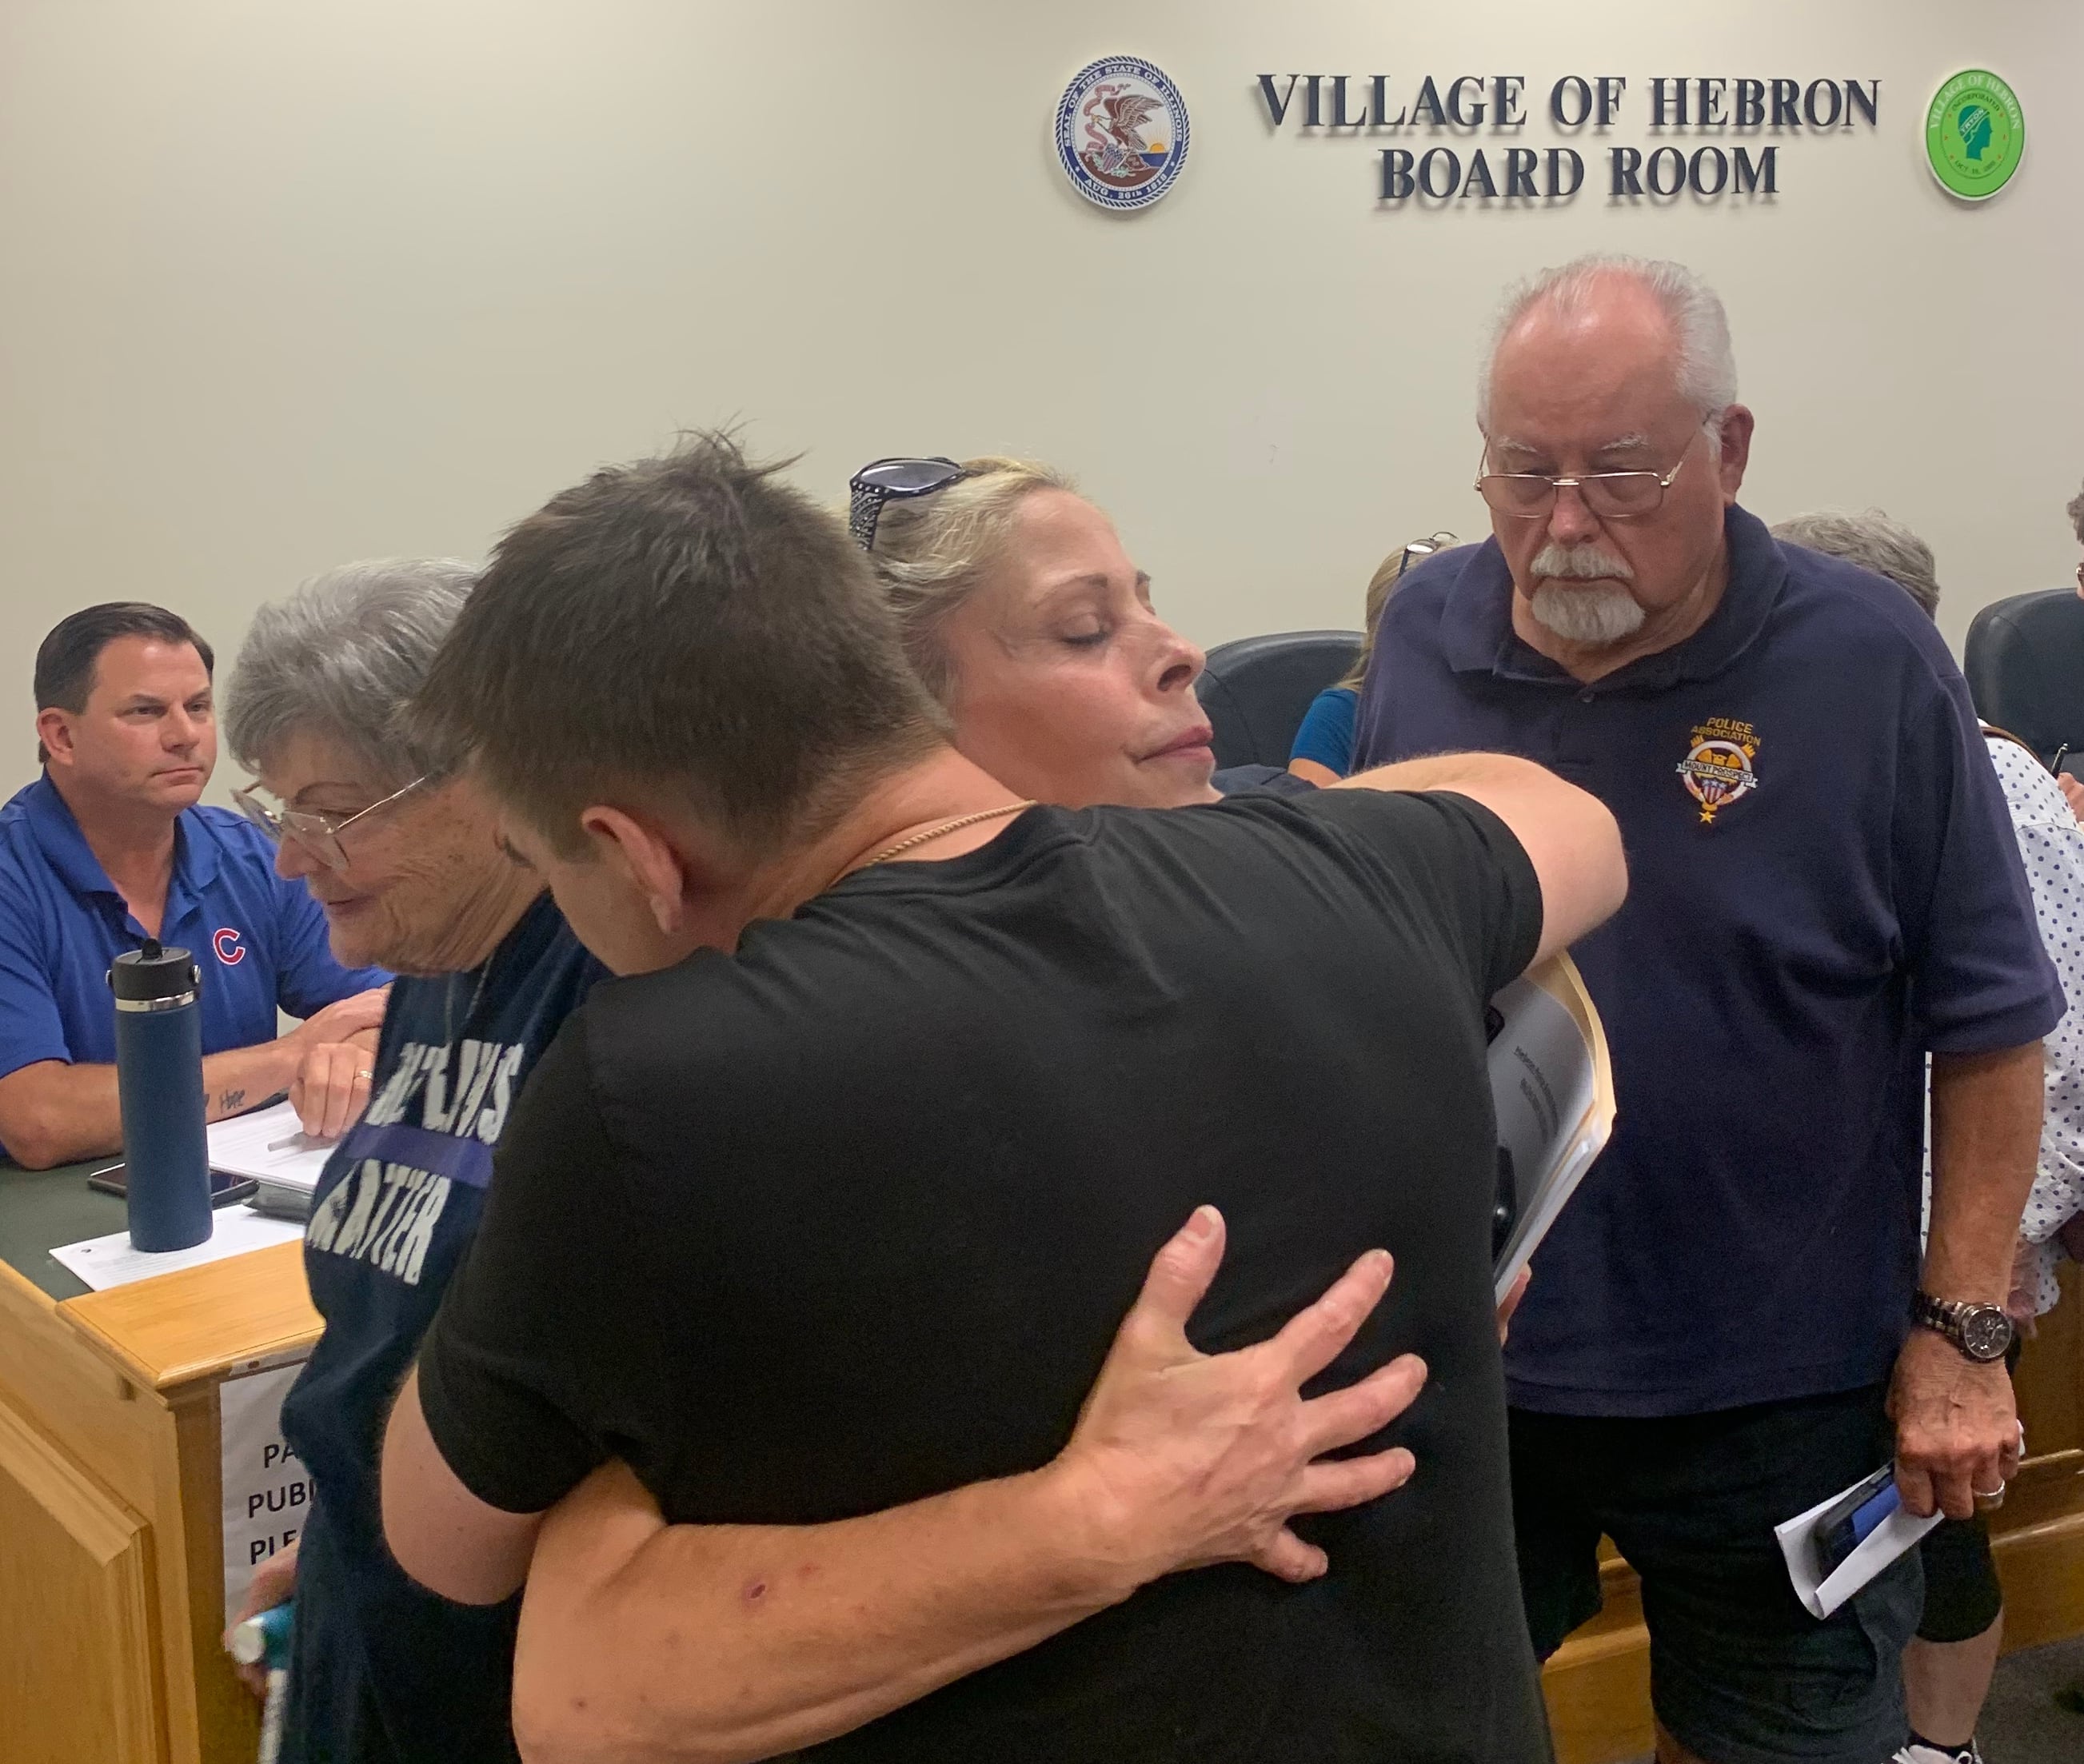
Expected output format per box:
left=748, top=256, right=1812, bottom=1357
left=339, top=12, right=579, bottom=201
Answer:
left=227, top=1601, right=294, bottom=1668
left=109, top=937, right=198, bottom=1003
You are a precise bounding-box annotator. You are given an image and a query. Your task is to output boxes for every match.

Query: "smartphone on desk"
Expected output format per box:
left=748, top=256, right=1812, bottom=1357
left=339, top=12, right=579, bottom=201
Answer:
left=86, top=1165, right=259, bottom=1207
left=1811, top=1464, right=1902, bottom=1581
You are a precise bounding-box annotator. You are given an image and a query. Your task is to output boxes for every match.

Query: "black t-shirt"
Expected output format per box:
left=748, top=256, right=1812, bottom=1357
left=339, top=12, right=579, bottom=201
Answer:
left=418, top=791, right=1547, bottom=1764
left=1211, top=760, right=1318, bottom=797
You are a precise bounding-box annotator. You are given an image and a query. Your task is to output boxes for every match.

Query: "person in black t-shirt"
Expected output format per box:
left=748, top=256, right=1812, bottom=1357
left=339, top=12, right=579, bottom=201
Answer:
left=378, top=435, right=1626, bottom=1763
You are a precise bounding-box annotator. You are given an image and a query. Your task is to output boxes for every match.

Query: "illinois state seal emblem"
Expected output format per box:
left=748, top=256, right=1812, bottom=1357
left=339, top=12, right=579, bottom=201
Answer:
left=1676, top=718, right=1761, bottom=825
left=1055, top=56, right=1191, bottom=211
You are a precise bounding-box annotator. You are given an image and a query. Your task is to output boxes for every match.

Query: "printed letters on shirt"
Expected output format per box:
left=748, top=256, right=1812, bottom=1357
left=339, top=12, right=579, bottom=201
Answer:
left=306, top=1038, right=523, bottom=1286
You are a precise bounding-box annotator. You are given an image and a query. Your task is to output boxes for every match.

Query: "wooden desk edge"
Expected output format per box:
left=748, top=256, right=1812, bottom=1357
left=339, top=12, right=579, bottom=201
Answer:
left=59, top=1242, right=321, bottom=1392
left=0, top=1253, right=65, bottom=1326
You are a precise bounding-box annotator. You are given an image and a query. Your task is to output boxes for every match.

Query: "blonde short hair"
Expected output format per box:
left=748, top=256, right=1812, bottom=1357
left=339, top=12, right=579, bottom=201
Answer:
left=865, top=456, right=1076, bottom=701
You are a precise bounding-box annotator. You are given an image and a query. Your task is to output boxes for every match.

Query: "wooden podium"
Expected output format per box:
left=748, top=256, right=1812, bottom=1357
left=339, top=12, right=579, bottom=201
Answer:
left=0, top=1162, right=317, bottom=1764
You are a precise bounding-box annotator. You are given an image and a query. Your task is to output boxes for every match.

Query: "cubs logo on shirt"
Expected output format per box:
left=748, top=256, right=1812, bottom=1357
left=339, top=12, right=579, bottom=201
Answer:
left=213, top=927, right=246, bottom=964
left=1676, top=717, right=1761, bottom=825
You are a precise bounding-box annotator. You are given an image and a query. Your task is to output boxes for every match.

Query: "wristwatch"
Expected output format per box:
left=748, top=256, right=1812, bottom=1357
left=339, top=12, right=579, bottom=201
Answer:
left=1911, top=1291, right=2014, bottom=1363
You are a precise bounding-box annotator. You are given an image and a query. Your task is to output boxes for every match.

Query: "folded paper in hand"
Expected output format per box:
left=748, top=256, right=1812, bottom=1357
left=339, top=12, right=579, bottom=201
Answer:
left=1775, top=1467, right=1940, bottom=1619
left=1488, top=952, right=1617, bottom=1305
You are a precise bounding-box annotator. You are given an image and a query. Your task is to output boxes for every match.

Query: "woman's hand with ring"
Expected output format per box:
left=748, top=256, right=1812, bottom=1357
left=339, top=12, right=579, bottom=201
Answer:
left=289, top=1041, right=377, bottom=1140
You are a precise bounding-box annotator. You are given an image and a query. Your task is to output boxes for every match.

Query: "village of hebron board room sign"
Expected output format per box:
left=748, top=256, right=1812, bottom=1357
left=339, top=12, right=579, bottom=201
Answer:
left=1054, top=60, right=2025, bottom=210
left=1264, top=73, right=1887, bottom=203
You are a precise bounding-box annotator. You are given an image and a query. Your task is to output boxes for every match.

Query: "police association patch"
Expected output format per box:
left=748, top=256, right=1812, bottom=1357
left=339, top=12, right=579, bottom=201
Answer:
left=1676, top=718, right=1760, bottom=824
left=1055, top=56, right=1191, bottom=211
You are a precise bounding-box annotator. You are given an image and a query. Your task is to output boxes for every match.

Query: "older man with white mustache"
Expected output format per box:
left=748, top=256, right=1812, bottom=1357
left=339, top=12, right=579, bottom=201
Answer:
left=1519, top=536, right=1641, bottom=645
left=1351, top=255, right=2060, bottom=1764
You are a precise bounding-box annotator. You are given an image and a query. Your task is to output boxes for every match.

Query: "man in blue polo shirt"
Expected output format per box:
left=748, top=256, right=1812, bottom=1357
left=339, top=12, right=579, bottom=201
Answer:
left=1353, top=256, right=2059, bottom=1764
left=0, top=603, right=389, bottom=1169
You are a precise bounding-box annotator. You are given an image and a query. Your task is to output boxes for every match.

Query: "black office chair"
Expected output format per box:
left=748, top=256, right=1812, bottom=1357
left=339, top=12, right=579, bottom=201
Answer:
left=1963, top=589, right=2084, bottom=770
left=1199, top=630, right=1363, bottom=771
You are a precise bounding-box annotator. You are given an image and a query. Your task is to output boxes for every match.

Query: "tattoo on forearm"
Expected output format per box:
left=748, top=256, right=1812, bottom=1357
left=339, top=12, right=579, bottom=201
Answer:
left=218, top=1088, right=246, bottom=1115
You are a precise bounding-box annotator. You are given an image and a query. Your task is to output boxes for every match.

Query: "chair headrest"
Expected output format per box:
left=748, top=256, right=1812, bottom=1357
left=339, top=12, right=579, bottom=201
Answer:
left=1199, top=630, right=1363, bottom=770
left=1964, top=589, right=2084, bottom=764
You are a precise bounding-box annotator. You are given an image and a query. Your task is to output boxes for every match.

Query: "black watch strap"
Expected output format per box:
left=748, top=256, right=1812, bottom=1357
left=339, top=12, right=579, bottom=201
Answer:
left=1911, top=1291, right=2014, bottom=1363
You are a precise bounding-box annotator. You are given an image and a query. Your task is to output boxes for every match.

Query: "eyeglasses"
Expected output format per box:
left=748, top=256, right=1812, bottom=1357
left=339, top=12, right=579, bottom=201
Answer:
left=232, top=775, right=429, bottom=872
left=848, top=457, right=969, bottom=551
left=1397, top=532, right=1458, bottom=578
left=1474, top=448, right=1691, bottom=521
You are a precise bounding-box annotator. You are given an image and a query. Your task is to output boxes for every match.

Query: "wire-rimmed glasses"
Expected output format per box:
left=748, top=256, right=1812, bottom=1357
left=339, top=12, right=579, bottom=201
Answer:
left=231, top=775, right=428, bottom=871
left=1474, top=449, right=1691, bottom=521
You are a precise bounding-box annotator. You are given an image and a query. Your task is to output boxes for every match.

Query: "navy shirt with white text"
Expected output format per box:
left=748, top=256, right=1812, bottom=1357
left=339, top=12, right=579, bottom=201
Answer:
left=277, top=893, right=605, bottom=1764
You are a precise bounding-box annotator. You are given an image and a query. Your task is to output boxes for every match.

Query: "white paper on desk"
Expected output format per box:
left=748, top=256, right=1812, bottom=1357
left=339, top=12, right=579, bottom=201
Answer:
left=1774, top=1471, right=1941, bottom=1618
left=49, top=1207, right=304, bottom=1291
left=219, top=1359, right=311, bottom=1627
left=1489, top=952, right=1618, bottom=1304
left=207, top=1100, right=336, bottom=1197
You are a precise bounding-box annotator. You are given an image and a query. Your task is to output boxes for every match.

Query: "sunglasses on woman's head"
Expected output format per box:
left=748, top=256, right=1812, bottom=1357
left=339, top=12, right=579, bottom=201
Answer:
left=848, top=457, right=969, bottom=552
left=1397, top=533, right=1458, bottom=580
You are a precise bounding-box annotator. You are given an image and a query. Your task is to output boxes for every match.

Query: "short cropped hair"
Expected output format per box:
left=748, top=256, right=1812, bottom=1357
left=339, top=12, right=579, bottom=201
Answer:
left=866, top=457, right=1076, bottom=701
left=225, top=559, right=479, bottom=788
left=2067, top=481, right=2084, bottom=547
left=1480, top=254, right=1738, bottom=449
left=1771, top=509, right=1940, bottom=618
left=412, top=433, right=945, bottom=856
left=34, top=602, right=214, bottom=766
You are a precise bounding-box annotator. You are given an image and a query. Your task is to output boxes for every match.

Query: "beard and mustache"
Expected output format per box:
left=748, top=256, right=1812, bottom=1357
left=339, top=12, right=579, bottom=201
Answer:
left=1523, top=541, right=1647, bottom=647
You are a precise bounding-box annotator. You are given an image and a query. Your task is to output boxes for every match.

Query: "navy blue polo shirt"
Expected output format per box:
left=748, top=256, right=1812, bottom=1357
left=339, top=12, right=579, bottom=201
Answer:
left=1354, top=505, right=2063, bottom=1416
left=0, top=776, right=388, bottom=1155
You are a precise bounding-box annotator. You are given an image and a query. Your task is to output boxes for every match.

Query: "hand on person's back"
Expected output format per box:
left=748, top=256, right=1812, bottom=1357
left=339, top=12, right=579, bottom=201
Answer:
left=1051, top=1205, right=1427, bottom=1585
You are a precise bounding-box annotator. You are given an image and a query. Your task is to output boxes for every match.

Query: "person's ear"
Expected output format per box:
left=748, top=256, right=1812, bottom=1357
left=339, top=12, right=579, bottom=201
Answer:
left=574, top=804, right=699, bottom=938
left=1712, top=405, right=1755, bottom=501
left=36, top=708, right=75, bottom=768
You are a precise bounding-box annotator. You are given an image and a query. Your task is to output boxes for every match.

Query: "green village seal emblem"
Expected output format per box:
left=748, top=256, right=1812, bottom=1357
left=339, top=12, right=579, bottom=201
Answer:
left=1926, top=70, right=2024, bottom=201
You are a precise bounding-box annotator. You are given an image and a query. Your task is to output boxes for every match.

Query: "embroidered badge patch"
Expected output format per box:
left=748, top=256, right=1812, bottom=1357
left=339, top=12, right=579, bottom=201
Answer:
left=1676, top=718, right=1760, bottom=824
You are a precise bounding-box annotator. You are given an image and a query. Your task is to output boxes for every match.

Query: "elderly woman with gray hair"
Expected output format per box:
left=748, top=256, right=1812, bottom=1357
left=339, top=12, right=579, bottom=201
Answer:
left=220, top=558, right=603, bottom=1764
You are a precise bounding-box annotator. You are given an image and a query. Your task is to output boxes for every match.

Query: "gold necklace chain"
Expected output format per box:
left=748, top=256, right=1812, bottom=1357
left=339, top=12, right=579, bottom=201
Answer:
left=864, top=800, right=1034, bottom=867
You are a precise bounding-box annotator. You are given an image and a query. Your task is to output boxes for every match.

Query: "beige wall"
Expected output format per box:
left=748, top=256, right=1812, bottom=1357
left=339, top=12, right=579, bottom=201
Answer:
left=2, top=0, right=2079, bottom=798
